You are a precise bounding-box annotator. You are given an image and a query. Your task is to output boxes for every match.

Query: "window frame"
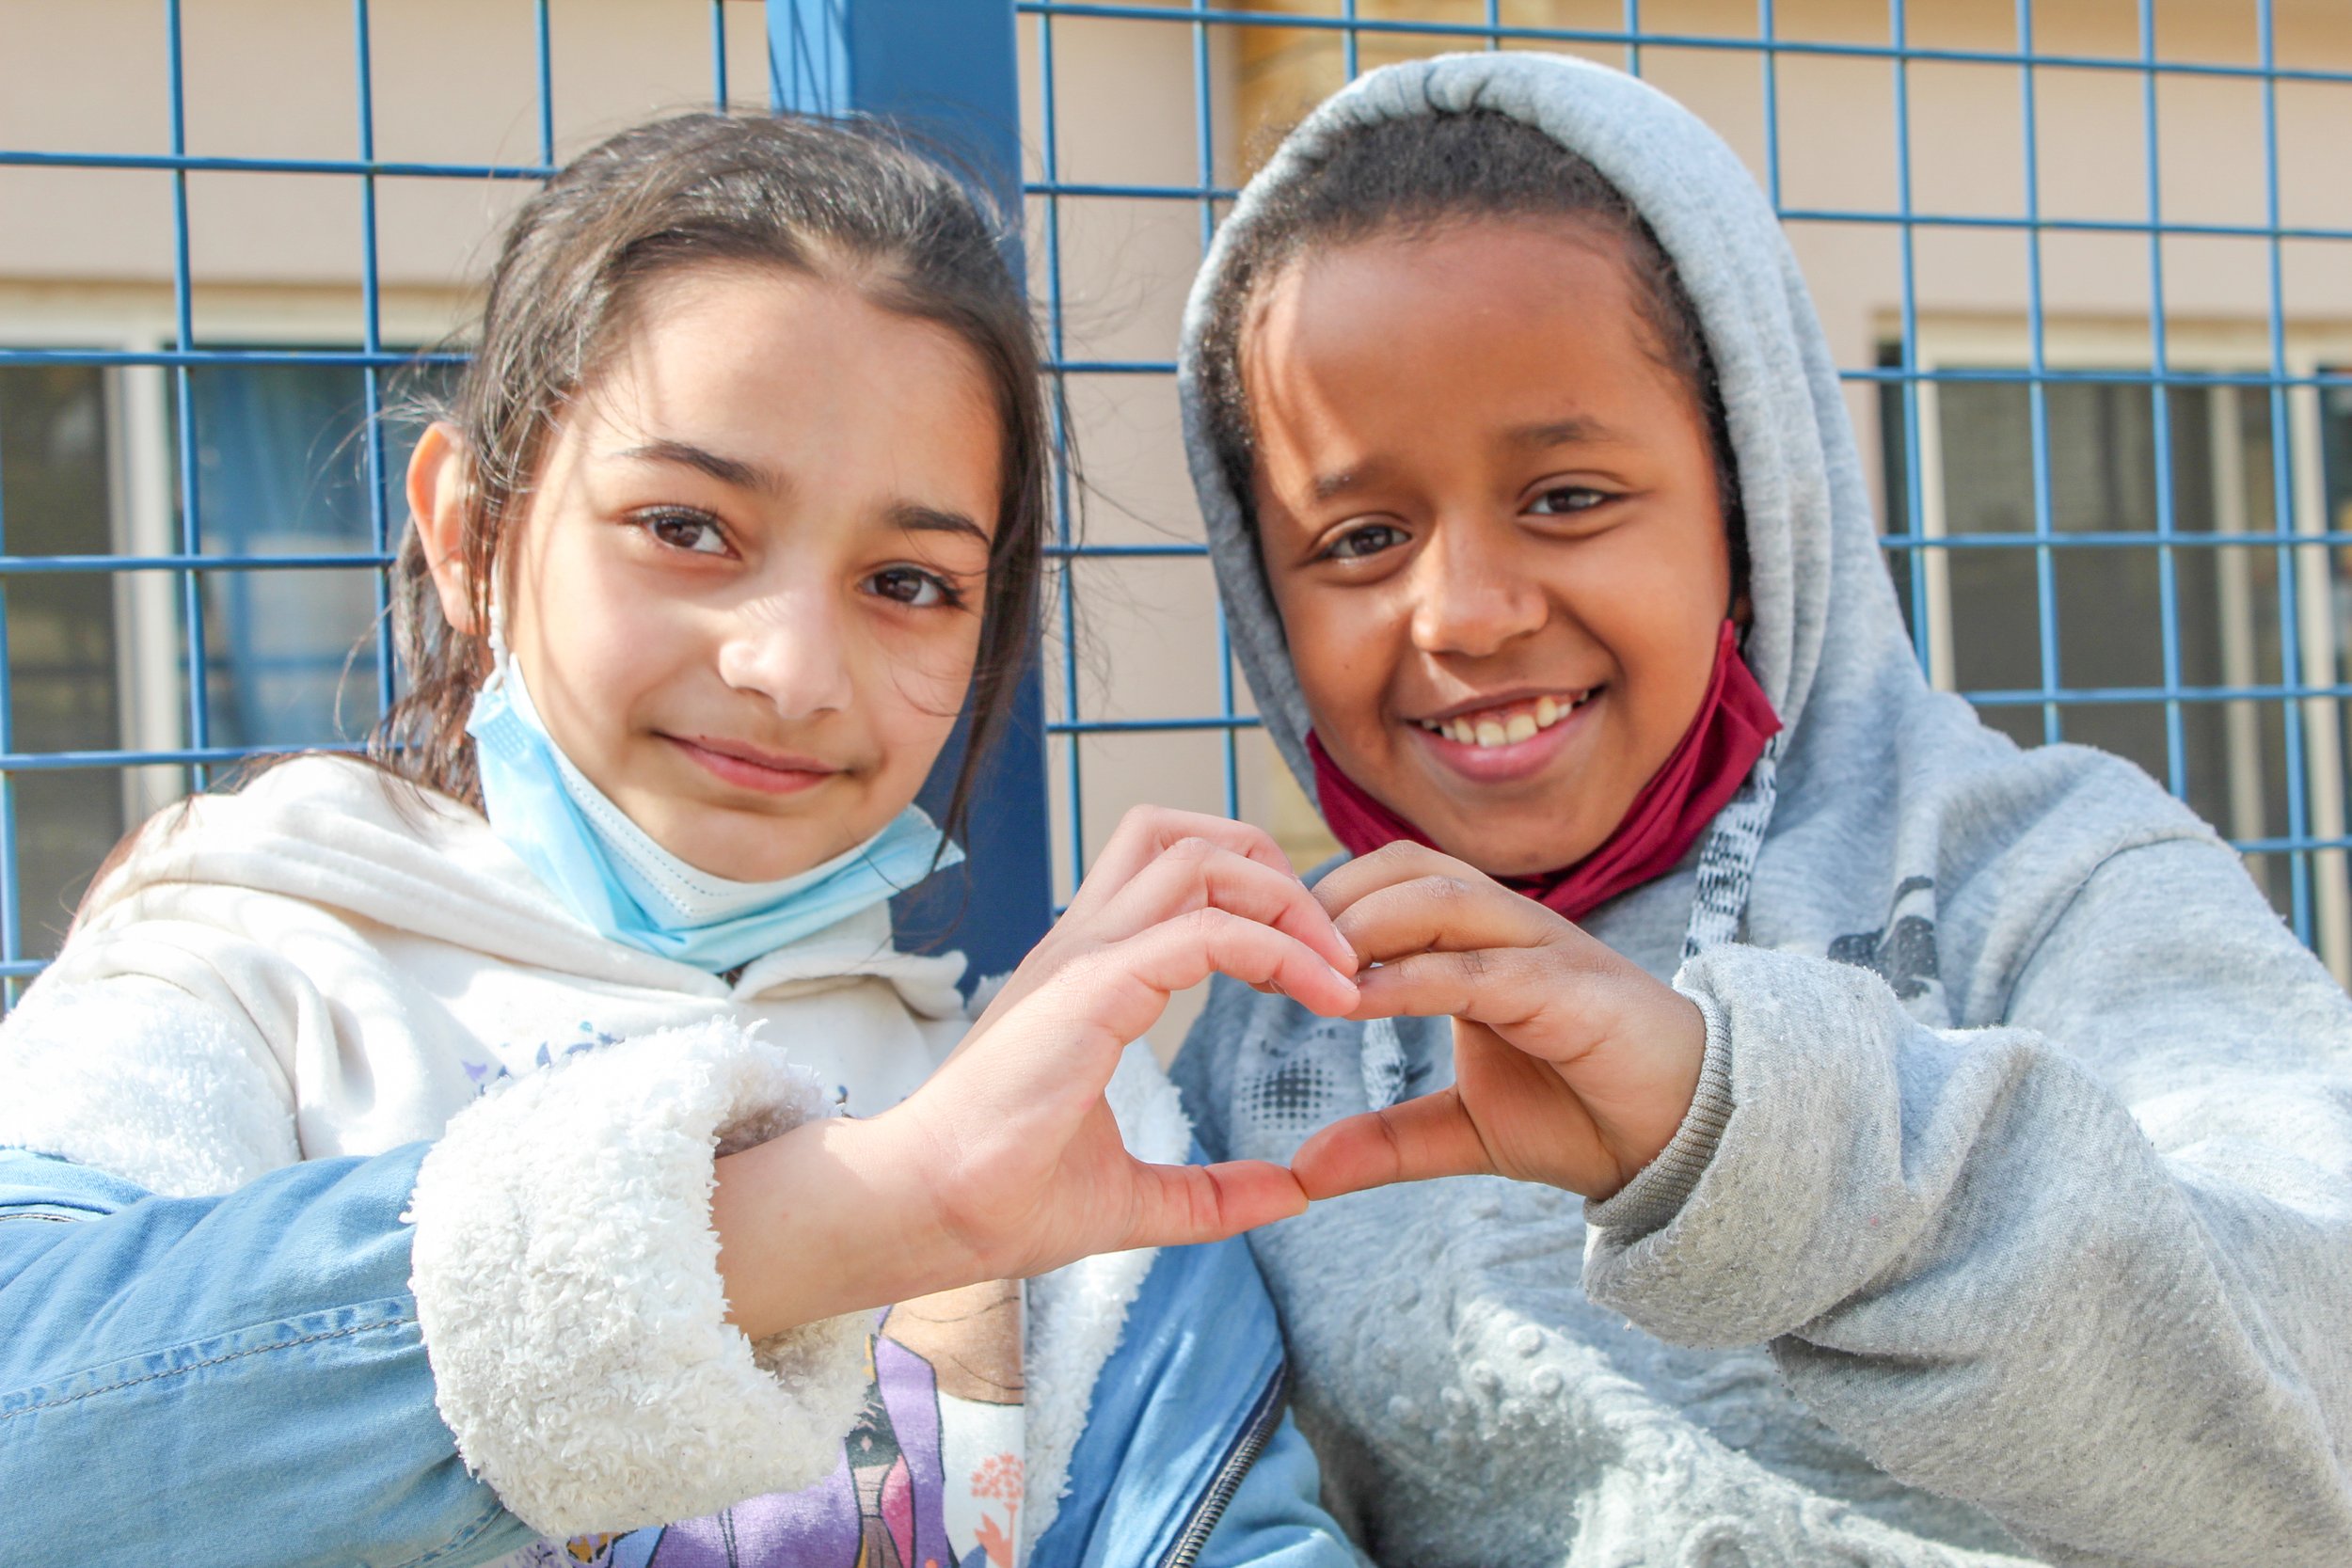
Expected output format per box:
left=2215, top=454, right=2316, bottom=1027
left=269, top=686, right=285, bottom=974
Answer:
left=1892, top=311, right=2352, bottom=980
left=0, top=279, right=466, bottom=853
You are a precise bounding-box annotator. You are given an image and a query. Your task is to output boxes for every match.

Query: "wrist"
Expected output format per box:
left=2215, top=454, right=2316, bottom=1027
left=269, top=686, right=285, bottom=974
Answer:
left=1587, top=990, right=1732, bottom=1233
left=1592, top=990, right=1711, bottom=1196
left=711, top=1112, right=967, bottom=1342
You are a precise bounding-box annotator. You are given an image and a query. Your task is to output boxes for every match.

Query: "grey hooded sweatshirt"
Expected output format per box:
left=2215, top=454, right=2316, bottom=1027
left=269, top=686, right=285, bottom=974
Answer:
left=1168, top=52, right=2352, bottom=1568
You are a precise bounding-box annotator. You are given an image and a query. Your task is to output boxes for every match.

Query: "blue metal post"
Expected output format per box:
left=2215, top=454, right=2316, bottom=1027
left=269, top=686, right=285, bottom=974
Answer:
left=356, top=0, right=394, bottom=725
left=770, top=0, right=1054, bottom=985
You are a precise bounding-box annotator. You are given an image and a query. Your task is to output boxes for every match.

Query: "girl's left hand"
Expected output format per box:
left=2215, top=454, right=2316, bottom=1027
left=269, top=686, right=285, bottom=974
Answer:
left=713, top=809, right=1360, bottom=1341
left=1289, top=842, right=1708, bottom=1202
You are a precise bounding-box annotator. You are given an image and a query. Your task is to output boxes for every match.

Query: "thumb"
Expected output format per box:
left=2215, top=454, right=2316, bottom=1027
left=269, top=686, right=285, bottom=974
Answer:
left=1289, top=1090, right=1498, bottom=1201
left=1118, top=1158, right=1309, bottom=1249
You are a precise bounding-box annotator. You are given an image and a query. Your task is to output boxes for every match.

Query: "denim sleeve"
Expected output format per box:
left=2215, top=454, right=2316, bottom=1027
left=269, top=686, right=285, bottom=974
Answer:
left=1195, top=1411, right=1372, bottom=1568
left=0, top=1147, right=533, bottom=1568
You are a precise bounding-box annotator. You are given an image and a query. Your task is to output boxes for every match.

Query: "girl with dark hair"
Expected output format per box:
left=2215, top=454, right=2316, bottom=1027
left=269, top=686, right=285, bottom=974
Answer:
left=1170, top=54, right=2352, bottom=1567
left=0, top=113, right=1359, bottom=1568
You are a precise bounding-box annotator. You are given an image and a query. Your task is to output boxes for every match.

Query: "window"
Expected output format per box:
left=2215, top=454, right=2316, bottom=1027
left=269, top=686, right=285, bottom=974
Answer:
left=1881, top=320, right=2352, bottom=973
left=0, top=290, right=448, bottom=959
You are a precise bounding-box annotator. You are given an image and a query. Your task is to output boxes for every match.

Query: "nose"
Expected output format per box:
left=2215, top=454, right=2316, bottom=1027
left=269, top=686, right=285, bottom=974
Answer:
left=712, top=586, right=855, bottom=720
left=1406, top=516, right=1549, bottom=660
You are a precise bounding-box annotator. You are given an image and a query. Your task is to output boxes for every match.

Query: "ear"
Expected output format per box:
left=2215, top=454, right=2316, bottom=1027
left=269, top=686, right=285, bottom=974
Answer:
left=407, top=421, right=480, bottom=636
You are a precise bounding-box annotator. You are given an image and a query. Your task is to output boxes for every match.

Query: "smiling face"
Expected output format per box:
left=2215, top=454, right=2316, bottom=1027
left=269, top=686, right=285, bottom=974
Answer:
left=1244, top=219, right=1733, bottom=878
left=417, top=263, right=1001, bottom=881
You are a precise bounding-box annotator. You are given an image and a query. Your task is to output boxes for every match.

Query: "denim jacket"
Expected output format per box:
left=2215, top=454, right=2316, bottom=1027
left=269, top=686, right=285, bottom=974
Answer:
left=0, top=762, right=1358, bottom=1567
left=0, top=1138, right=1349, bottom=1568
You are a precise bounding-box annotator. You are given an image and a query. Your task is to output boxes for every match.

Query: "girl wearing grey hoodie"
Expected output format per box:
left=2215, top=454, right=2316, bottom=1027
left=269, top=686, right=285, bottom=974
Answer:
left=1168, top=51, right=2352, bottom=1568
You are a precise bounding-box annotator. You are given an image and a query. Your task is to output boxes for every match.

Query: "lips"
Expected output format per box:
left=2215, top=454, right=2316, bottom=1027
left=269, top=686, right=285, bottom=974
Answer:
left=1405, top=687, right=1603, bottom=784
left=1411, top=689, right=1597, bottom=750
left=665, top=734, right=842, bottom=797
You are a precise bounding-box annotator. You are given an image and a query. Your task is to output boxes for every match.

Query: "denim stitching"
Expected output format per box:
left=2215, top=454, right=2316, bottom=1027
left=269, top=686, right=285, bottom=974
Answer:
left=391, top=1494, right=521, bottom=1568
left=0, top=1314, right=418, bottom=1420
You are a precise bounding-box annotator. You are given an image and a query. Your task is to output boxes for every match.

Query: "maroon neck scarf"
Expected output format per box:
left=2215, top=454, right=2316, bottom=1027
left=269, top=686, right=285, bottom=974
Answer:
left=1307, top=620, right=1781, bottom=924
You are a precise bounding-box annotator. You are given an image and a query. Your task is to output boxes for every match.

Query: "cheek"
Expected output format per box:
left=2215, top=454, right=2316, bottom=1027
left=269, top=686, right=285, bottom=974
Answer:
left=1273, top=583, right=1389, bottom=737
left=865, top=615, right=985, bottom=744
left=528, top=546, right=691, bottom=722
left=1574, top=531, right=1728, bottom=741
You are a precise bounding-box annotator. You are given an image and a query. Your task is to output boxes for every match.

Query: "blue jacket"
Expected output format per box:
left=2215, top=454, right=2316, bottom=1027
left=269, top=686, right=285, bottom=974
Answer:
left=0, top=1143, right=1351, bottom=1568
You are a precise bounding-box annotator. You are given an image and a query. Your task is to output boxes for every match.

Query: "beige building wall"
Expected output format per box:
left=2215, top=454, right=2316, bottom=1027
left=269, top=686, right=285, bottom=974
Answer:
left=0, top=0, right=773, bottom=328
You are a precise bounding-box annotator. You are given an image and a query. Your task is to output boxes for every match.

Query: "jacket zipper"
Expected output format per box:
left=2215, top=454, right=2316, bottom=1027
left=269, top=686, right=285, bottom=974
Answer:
left=1159, top=1364, right=1290, bottom=1568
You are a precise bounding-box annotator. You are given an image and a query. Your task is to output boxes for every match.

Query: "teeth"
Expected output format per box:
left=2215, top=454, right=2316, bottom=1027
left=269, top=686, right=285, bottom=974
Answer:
left=1421, top=689, right=1594, bottom=748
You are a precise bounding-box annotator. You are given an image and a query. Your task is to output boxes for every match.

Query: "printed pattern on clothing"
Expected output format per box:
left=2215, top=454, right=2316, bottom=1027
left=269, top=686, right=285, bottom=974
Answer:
left=502, top=1281, right=1026, bottom=1568
left=1828, top=877, right=1942, bottom=1003
left=1682, top=739, right=1782, bottom=959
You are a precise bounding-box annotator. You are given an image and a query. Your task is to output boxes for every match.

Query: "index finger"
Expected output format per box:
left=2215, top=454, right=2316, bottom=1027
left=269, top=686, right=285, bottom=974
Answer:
left=1329, top=867, right=1569, bottom=968
left=1311, top=840, right=1481, bottom=920
left=1067, top=805, right=1297, bottom=920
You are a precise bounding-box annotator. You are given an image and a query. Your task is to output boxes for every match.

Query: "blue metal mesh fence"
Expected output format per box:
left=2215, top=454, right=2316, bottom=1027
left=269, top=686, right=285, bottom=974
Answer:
left=1, top=2, right=2346, bottom=994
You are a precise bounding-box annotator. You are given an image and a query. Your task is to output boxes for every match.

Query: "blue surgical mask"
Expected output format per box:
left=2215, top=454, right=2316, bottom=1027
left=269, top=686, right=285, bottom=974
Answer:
left=464, top=626, right=961, bottom=974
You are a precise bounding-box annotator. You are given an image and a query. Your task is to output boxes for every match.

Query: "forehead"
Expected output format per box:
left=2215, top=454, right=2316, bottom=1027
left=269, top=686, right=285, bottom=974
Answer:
left=1242, top=219, right=1692, bottom=456
left=577, top=264, right=1001, bottom=506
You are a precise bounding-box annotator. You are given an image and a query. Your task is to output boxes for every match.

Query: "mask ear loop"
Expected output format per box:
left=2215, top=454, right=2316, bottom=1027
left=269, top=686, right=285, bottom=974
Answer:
left=481, top=575, right=513, bottom=687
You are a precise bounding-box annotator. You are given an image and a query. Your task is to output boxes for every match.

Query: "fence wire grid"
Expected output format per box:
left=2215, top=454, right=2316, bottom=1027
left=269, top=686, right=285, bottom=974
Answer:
left=0, top=1, right=2347, bottom=996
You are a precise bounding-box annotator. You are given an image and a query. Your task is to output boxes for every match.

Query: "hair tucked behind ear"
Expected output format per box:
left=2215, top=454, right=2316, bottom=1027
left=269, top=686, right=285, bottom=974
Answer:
left=1196, top=110, right=1742, bottom=588
left=374, top=113, right=1049, bottom=839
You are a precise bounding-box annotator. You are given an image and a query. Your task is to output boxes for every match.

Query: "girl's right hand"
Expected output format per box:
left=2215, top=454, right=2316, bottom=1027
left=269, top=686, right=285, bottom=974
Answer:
left=712, top=809, right=1358, bottom=1339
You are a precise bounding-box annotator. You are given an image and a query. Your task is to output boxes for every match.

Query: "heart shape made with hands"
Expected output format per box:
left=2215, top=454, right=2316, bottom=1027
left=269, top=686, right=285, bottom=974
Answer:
left=1283, top=840, right=1710, bottom=1205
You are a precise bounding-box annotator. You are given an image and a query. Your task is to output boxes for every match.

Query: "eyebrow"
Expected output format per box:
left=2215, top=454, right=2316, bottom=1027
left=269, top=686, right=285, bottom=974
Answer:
left=616, top=439, right=988, bottom=547
left=1311, top=460, right=1391, bottom=504
left=613, top=439, right=788, bottom=497
left=1307, top=415, right=1626, bottom=502
left=1506, top=415, right=1623, bottom=450
left=890, top=502, right=992, bottom=550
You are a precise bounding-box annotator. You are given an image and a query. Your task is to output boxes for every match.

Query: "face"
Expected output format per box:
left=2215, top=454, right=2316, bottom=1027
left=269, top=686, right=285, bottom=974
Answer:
left=413, top=264, right=1002, bottom=880
left=1244, top=219, right=1732, bottom=878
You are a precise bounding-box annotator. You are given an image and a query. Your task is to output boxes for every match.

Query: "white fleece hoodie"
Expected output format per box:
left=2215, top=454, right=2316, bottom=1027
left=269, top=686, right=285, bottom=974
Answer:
left=0, top=754, right=1183, bottom=1548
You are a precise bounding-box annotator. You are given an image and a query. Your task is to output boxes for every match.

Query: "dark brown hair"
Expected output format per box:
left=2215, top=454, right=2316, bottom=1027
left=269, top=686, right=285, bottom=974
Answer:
left=373, top=112, right=1049, bottom=839
left=1195, top=110, right=1741, bottom=576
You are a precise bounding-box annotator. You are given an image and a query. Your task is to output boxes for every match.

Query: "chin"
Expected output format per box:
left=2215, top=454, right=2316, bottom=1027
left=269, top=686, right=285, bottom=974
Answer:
left=1434, top=812, right=1611, bottom=878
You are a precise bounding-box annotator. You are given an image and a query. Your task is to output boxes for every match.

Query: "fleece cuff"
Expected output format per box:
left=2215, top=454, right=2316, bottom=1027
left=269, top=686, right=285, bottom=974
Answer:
left=405, top=1018, right=872, bottom=1539
left=1583, top=989, right=1735, bottom=1237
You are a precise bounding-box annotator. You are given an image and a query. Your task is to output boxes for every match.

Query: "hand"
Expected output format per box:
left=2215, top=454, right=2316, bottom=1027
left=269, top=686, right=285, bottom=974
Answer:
left=1289, top=842, right=1706, bottom=1203
left=714, top=809, right=1358, bottom=1338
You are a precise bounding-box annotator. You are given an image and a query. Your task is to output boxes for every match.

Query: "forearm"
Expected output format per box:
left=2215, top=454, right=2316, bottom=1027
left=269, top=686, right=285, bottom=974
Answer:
left=710, top=1112, right=969, bottom=1341
left=1586, top=939, right=2352, bottom=1563
left=405, top=1017, right=879, bottom=1540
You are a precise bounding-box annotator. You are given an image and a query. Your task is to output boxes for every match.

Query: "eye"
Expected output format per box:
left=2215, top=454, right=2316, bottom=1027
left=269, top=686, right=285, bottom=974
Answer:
left=636, top=507, right=732, bottom=556
left=866, top=564, right=965, bottom=610
left=1526, top=485, right=1611, bottom=517
left=1320, top=521, right=1409, bottom=562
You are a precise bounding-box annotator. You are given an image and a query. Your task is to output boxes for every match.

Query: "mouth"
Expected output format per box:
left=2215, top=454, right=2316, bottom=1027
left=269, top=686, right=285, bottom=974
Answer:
left=1405, top=688, right=1601, bottom=784
left=1409, top=688, right=1598, bottom=748
left=663, top=734, right=844, bottom=797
